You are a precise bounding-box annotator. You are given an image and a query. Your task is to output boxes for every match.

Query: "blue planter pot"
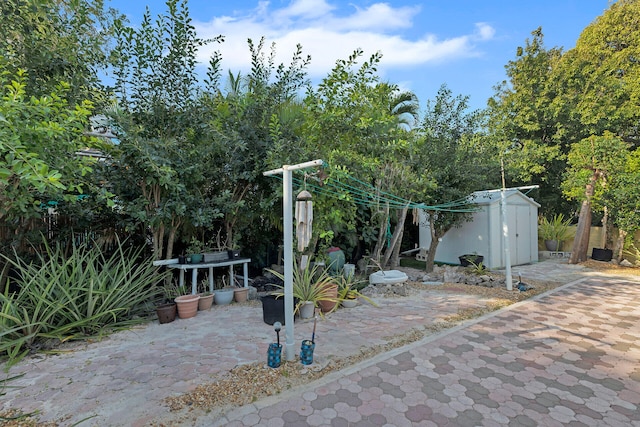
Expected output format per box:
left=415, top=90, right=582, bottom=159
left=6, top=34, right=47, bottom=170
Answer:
left=189, top=253, right=203, bottom=263
left=214, top=288, right=234, bottom=305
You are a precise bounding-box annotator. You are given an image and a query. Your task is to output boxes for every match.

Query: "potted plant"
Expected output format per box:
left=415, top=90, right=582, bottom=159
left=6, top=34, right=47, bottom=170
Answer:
left=186, top=237, right=205, bottom=263
left=233, top=286, right=249, bottom=303
left=197, top=280, right=214, bottom=311
left=155, top=280, right=185, bottom=324
left=165, top=281, right=199, bottom=319
left=336, top=273, right=377, bottom=308
left=213, top=276, right=235, bottom=305
left=458, top=252, right=484, bottom=267
left=538, top=214, right=573, bottom=251
left=268, top=258, right=339, bottom=318
left=465, top=259, right=488, bottom=275
left=197, top=292, right=214, bottom=310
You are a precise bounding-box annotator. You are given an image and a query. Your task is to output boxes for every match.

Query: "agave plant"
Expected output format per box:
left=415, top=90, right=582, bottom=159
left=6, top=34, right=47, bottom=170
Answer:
left=268, top=258, right=339, bottom=313
left=336, top=274, right=378, bottom=307
left=0, top=237, right=169, bottom=367
left=539, top=214, right=574, bottom=250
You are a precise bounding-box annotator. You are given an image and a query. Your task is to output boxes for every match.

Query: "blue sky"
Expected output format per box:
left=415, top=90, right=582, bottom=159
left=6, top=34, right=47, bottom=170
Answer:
left=107, top=0, right=613, bottom=111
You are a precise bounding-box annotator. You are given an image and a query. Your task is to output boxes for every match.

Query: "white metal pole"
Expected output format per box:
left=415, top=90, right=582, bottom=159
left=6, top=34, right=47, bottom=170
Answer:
left=264, top=159, right=323, bottom=361
left=282, top=166, right=295, bottom=360
left=501, top=188, right=513, bottom=291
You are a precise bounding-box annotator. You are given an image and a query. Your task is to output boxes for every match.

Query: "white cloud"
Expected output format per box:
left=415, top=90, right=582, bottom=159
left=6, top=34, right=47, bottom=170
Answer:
left=193, top=1, right=494, bottom=79
left=475, top=22, right=495, bottom=41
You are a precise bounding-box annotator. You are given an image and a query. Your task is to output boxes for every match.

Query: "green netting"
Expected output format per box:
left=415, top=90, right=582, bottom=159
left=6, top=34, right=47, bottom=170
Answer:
left=266, top=163, right=479, bottom=213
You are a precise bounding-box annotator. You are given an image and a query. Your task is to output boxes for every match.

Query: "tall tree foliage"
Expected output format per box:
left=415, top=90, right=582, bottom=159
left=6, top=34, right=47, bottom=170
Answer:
left=106, top=0, right=223, bottom=259
left=556, top=0, right=640, bottom=262
left=487, top=28, right=571, bottom=217
left=205, top=37, right=311, bottom=251
left=606, top=147, right=640, bottom=259
left=108, top=1, right=312, bottom=260
left=488, top=1, right=640, bottom=263
left=415, top=85, right=496, bottom=272
left=282, top=50, right=421, bottom=266
left=0, top=0, right=120, bottom=107
left=564, top=133, right=628, bottom=263
left=0, top=67, right=98, bottom=226
left=0, top=0, right=119, bottom=252
left=557, top=0, right=640, bottom=145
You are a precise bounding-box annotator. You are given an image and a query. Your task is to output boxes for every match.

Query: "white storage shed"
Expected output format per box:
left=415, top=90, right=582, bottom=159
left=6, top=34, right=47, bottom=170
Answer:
left=418, top=189, right=540, bottom=269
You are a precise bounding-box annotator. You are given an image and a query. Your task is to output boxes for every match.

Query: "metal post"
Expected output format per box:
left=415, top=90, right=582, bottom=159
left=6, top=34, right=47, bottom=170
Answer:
left=282, top=166, right=295, bottom=360
left=264, top=159, right=323, bottom=361
left=501, top=189, right=513, bottom=291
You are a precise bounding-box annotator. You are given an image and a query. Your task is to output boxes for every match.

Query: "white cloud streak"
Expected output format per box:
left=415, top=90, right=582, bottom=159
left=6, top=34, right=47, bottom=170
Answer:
left=194, top=0, right=494, bottom=78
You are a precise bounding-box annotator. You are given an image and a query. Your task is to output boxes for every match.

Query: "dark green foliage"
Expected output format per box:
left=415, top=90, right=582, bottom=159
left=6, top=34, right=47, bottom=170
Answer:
left=0, top=238, right=169, bottom=367
left=0, top=0, right=122, bottom=107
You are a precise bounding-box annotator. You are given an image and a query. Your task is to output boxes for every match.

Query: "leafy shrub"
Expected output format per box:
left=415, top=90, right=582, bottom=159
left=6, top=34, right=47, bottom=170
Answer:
left=0, top=239, right=169, bottom=367
left=538, top=214, right=573, bottom=243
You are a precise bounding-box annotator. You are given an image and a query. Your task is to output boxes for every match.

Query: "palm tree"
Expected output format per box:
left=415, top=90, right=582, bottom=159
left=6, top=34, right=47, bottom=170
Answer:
left=388, top=87, right=420, bottom=130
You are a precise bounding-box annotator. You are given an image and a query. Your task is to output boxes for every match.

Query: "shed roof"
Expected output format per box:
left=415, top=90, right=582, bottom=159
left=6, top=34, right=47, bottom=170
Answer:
left=469, top=189, right=541, bottom=208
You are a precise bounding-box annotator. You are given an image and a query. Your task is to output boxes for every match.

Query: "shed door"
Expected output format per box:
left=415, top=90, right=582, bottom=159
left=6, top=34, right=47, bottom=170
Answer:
left=507, top=204, right=533, bottom=265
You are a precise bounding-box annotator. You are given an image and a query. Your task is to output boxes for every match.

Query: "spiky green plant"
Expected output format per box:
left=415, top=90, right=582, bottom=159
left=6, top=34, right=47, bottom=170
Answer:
left=0, top=238, right=169, bottom=367
left=268, top=258, right=339, bottom=313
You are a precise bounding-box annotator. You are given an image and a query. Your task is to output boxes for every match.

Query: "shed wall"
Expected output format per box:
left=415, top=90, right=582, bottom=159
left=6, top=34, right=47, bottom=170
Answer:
left=418, top=191, right=539, bottom=269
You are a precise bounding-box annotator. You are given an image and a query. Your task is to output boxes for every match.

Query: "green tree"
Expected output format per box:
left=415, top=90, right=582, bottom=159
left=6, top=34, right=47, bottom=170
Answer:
left=203, top=37, right=311, bottom=251
left=557, top=0, right=640, bottom=145
left=0, top=0, right=121, bottom=107
left=563, top=132, right=629, bottom=263
left=487, top=28, right=571, bottom=217
left=106, top=0, right=223, bottom=259
left=415, top=85, right=497, bottom=272
left=0, top=66, right=98, bottom=227
left=283, top=50, right=421, bottom=267
left=606, top=147, right=640, bottom=259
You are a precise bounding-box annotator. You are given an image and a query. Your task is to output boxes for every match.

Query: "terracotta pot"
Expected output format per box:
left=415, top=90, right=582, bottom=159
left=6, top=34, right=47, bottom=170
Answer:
left=198, top=293, right=214, bottom=311
left=233, top=287, right=249, bottom=303
left=175, top=294, right=200, bottom=319
left=318, top=283, right=338, bottom=313
left=156, top=303, right=177, bottom=324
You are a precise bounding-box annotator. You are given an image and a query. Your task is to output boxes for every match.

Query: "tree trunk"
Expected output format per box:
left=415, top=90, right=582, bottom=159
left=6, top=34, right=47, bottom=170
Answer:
left=166, top=227, right=177, bottom=260
left=601, top=205, right=608, bottom=249
left=390, top=228, right=404, bottom=268
left=382, top=205, right=409, bottom=268
left=152, top=223, right=166, bottom=260
left=372, top=204, right=389, bottom=263
left=424, top=212, right=440, bottom=273
left=614, top=229, right=627, bottom=262
left=569, top=172, right=598, bottom=264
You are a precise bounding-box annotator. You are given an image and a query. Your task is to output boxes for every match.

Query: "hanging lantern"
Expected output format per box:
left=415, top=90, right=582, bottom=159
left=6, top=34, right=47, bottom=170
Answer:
left=295, top=190, right=313, bottom=252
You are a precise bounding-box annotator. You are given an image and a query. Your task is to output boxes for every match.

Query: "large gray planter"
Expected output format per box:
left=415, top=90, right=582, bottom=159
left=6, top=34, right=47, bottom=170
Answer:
left=214, top=288, right=234, bottom=305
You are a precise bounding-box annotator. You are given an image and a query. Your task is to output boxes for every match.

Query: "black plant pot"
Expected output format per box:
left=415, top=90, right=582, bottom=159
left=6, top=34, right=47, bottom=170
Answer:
left=156, top=303, right=177, bottom=324
left=591, top=248, right=613, bottom=262
left=261, top=294, right=297, bottom=325
left=459, top=254, right=484, bottom=267
left=544, top=240, right=560, bottom=251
